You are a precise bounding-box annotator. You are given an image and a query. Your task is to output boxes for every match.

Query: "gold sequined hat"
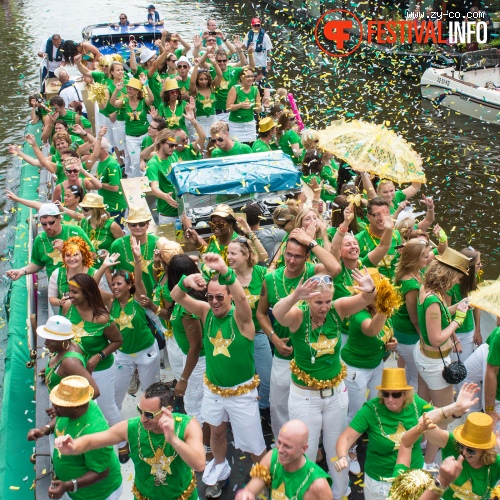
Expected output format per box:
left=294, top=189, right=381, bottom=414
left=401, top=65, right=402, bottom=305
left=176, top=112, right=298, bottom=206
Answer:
left=49, top=376, right=94, bottom=407
left=124, top=207, right=152, bottom=224
left=435, top=247, right=470, bottom=275
left=163, top=78, right=180, bottom=92
left=352, top=267, right=381, bottom=294
left=210, top=204, right=235, bottom=219
left=126, top=78, right=143, bottom=91
left=37, top=315, right=74, bottom=341
left=453, top=412, right=496, bottom=450
left=376, top=368, right=413, bottom=391
left=79, top=193, right=105, bottom=209
left=258, top=117, right=276, bottom=133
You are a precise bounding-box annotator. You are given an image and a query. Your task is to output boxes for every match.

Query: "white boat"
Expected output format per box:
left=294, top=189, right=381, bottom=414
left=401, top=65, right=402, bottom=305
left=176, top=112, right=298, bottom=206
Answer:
left=420, top=49, right=500, bottom=124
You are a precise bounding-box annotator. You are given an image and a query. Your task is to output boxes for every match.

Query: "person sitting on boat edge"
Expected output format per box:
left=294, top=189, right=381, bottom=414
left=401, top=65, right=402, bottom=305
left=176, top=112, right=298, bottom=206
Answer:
left=110, top=13, right=140, bottom=28
left=146, top=4, right=164, bottom=26
left=38, top=34, right=64, bottom=81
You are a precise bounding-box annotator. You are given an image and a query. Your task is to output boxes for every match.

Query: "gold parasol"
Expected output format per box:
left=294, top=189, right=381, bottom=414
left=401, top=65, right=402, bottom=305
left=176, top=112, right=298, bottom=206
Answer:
left=317, top=120, right=426, bottom=184
left=469, top=278, right=500, bottom=318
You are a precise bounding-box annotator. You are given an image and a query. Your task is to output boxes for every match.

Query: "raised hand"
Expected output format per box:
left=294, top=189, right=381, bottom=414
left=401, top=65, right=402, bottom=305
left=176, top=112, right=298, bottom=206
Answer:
left=131, top=237, right=142, bottom=259
left=54, top=434, right=76, bottom=454
left=182, top=273, right=207, bottom=291
left=289, top=227, right=313, bottom=246
left=248, top=42, right=255, bottom=54
left=149, top=105, right=158, bottom=118
left=420, top=194, right=434, bottom=209
left=417, top=412, right=437, bottom=433
left=74, top=54, right=82, bottom=64
left=25, top=133, right=36, bottom=146
left=139, top=72, right=147, bottom=84
left=382, top=215, right=395, bottom=231
left=202, top=252, right=228, bottom=274
left=158, top=407, right=176, bottom=443
left=236, top=217, right=251, bottom=235
left=115, top=81, right=124, bottom=90
left=183, top=103, right=195, bottom=122
left=102, top=252, right=120, bottom=268
left=233, top=35, right=244, bottom=50
left=291, top=277, right=320, bottom=302
left=351, top=267, right=376, bottom=294
left=343, top=203, right=355, bottom=224
left=8, top=144, right=21, bottom=155
left=98, top=125, right=107, bottom=138
left=184, top=227, right=199, bottom=244
left=455, top=382, right=480, bottom=414
left=192, top=34, right=202, bottom=48
left=72, top=123, right=85, bottom=136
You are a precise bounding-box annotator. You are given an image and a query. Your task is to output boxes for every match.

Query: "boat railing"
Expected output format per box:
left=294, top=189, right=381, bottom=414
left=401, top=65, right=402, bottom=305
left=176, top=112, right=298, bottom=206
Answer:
left=460, top=49, right=500, bottom=72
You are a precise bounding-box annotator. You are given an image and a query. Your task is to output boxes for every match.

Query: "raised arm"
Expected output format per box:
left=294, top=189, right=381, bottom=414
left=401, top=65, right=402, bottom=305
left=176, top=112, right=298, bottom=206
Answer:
left=398, top=413, right=436, bottom=468
left=71, top=159, right=102, bottom=190
left=128, top=44, right=137, bottom=75
left=176, top=34, right=191, bottom=55
left=148, top=47, right=169, bottom=79
left=331, top=204, right=354, bottom=261
left=85, top=126, right=106, bottom=171
left=272, top=278, right=311, bottom=331
left=236, top=217, right=268, bottom=263
left=231, top=36, right=245, bottom=60
left=334, top=268, right=377, bottom=320
left=131, top=235, right=148, bottom=299
left=366, top=215, right=395, bottom=266
left=426, top=300, right=467, bottom=347
left=402, top=182, right=422, bottom=201
left=170, top=273, right=211, bottom=322
left=183, top=104, right=205, bottom=153
left=6, top=190, right=43, bottom=211
left=360, top=311, right=388, bottom=337
left=360, top=171, right=377, bottom=199
left=417, top=195, right=435, bottom=231
left=110, top=81, right=125, bottom=108
left=74, top=54, right=93, bottom=79
left=189, top=59, right=201, bottom=95
left=207, top=53, right=223, bottom=87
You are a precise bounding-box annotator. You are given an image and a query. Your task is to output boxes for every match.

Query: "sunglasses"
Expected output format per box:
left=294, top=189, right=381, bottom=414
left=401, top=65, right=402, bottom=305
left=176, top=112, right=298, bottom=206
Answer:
left=235, top=237, right=249, bottom=245
left=82, top=207, right=92, bottom=212
left=458, top=443, right=477, bottom=456
left=129, top=222, right=148, bottom=228
left=210, top=137, right=225, bottom=143
left=381, top=391, right=404, bottom=399
left=253, top=24, right=261, bottom=27
left=65, top=169, right=78, bottom=174
left=310, top=275, right=333, bottom=285
left=209, top=221, right=227, bottom=229
left=206, top=293, right=228, bottom=302
left=41, top=220, right=57, bottom=227
left=120, top=17, right=126, bottom=19
left=217, top=59, right=227, bottom=63
left=165, top=142, right=179, bottom=148
left=136, top=404, right=162, bottom=420
left=177, top=64, right=189, bottom=69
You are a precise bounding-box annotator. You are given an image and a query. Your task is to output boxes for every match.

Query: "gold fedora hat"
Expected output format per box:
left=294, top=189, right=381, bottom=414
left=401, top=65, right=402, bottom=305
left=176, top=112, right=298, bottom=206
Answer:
left=124, top=207, right=152, bottom=224
left=258, top=117, right=276, bottom=133
left=453, top=412, right=496, bottom=449
left=126, top=78, right=143, bottom=91
left=376, top=368, right=413, bottom=391
left=163, top=78, right=180, bottom=92
left=79, top=193, right=105, bottom=209
left=49, top=375, right=94, bottom=407
left=210, top=204, right=235, bottom=219
left=353, top=267, right=381, bottom=294
left=435, top=247, right=470, bottom=275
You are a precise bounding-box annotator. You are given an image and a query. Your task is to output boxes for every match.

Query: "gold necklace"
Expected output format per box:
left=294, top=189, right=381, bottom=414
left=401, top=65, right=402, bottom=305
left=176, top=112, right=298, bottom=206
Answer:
left=305, top=308, right=339, bottom=364
left=280, top=266, right=307, bottom=296
left=123, top=235, right=151, bottom=273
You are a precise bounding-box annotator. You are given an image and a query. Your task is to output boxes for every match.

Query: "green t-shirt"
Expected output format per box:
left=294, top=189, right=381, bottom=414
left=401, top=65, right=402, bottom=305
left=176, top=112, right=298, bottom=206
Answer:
left=56, top=109, right=92, bottom=132
left=390, top=190, right=407, bottom=214
left=199, top=233, right=239, bottom=278
left=145, top=153, right=179, bottom=217
left=350, top=395, right=433, bottom=481
left=53, top=401, right=122, bottom=500
left=147, top=70, right=165, bottom=109
left=442, top=432, right=500, bottom=500
left=31, top=224, right=95, bottom=278
left=228, top=85, right=258, bottom=123
left=123, top=97, right=149, bottom=136
left=341, top=310, right=394, bottom=368
left=242, top=265, right=267, bottom=332
left=96, top=155, right=127, bottom=211
left=279, top=129, right=302, bottom=164
left=178, top=145, right=202, bottom=161
left=56, top=267, right=97, bottom=299
left=486, top=327, right=500, bottom=401
left=211, top=141, right=252, bottom=158
left=49, top=135, right=84, bottom=157
left=214, top=66, right=243, bottom=111
left=320, top=160, right=339, bottom=201
left=170, top=303, right=204, bottom=357
left=447, top=283, right=475, bottom=333
left=141, top=134, right=154, bottom=150
left=159, top=100, right=188, bottom=133
left=252, top=139, right=272, bottom=153
left=417, top=293, right=451, bottom=347
left=392, top=278, right=421, bottom=342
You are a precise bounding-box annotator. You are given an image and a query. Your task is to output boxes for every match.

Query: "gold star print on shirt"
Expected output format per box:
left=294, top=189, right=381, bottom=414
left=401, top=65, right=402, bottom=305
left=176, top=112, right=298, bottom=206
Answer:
left=114, top=309, right=135, bottom=330
left=209, top=330, right=233, bottom=357
left=244, top=288, right=259, bottom=309
left=386, top=422, right=406, bottom=450
left=310, top=334, right=338, bottom=358
left=272, top=483, right=290, bottom=500
left=144, top=448, right=175, bottom=486
left=127, top=111, right=140, bottom=121
left=141, top=258, right=152, bottom=274
left=200, top=96, right=214, bottom=109
left=47, top=248, right=63, bottom=266
left=71, top=321, right=88, bottom=342
left=449, top=481, right=483, bottom=500
left=219, top=79, right=228, bottom=90
left=167, top=114, right=181, bottom=127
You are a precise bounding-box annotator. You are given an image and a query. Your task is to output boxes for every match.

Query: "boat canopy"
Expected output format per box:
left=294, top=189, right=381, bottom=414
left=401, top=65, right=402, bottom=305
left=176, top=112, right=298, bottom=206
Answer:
left=460, top=49, right=500, bottom=72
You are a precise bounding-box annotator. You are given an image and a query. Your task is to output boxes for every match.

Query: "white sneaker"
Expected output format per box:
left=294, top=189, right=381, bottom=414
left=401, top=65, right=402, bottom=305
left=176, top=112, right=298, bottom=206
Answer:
left=423, top=462, right=439, bottom=472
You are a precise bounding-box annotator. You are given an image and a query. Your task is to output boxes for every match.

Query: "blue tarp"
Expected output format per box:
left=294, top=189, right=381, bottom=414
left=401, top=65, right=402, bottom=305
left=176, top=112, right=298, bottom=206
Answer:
left=167, top=151, right=300, bottom=196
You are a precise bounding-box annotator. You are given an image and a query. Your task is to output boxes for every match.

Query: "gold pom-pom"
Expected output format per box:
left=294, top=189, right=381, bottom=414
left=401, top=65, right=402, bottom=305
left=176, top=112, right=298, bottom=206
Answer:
left=98, top=55, right=114, bottom=68
left=389, top=469, right=433, bottom=500
left=250, top=464, right=271, bottom=487
left=111, top=54, right=123, bottom=63
left=87, top=83, right=108, bottom=105
left=491, top=485, right=500, bottom=499
left=375, top=277, right=403, bottom=317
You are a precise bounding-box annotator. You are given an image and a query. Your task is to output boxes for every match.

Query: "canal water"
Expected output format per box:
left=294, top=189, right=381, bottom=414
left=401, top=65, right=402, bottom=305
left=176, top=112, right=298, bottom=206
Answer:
left=0, top=0, right=499, bottom=392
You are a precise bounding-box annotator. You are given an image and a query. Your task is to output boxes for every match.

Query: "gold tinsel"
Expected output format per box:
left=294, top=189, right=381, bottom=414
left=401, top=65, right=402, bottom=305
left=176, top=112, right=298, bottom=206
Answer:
left=250, top=464, right=272, bottom=487
left=290, top=360, right=347, bottom=390
left=111, top=54, right=123, bottom=63
left=87, top=83, right=108, bottom=104
left=141, top=86, right=149, bottom=99
left=98, top=55, right=114, bottom=68
left=204, top=374, right=259, bottom=398
left=491, top=485, right=500, bottom=499
left=375, top=277, right=403, bottom=317
left=132, top=473, right=196, bottom=500
left=388, top=469, right=433, bottom=500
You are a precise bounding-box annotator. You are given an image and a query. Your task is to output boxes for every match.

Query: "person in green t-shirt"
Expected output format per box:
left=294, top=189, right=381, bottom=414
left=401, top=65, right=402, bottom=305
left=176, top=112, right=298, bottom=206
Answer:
left=158, top=78, right=189, bottom=133
left=54, top=381, right=205, bottom=500
left=252, top=117, right=278, bottom=152
left=276, top=111, right=303, bottom=164
left=209, top=120, right=252, bottom=158
left=29, top=376, right=123, bottom=499
left=173, top=105, right=206, bottom=162
left=236, top=420, right=332, bottom=500
left=484, top=325, right=500, bottom=430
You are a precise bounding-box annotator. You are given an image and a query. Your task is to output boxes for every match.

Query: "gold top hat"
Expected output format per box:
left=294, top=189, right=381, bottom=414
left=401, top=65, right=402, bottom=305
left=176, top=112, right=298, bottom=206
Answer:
left=435, top=247, right=470, bottom=275
left=79, top=193, right=105, bottom=209
left=469, top=278, right=500, bottom=318
left=258, top=117, right=276, bottom=133
left=124, top=207, right=152, bottom=224
left=211, top=204, right=235, bottom=219
left=453, top=412, right=496, bottom=449
left=126, top=78, right=143, bottom=91
left=376, top=368, right=413, bottom=391
left=353, top=267, right=381, bottom=294
left=163, top=78, right=180, bottom=92
left=49, top=376, right=94, bottom=407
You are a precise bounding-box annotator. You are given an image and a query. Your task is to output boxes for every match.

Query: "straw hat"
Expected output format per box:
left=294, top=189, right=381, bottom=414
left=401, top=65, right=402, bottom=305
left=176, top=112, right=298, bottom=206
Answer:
left=453, top=412, right=496, bottom=449
left=38, top=203, right=61, bottom=218
left=49, top=376, right=94, bottom=407
left=258, top=117, right=276, bottom=133
left=79, top=193, right=105, bottom=209
left=376, top=368, right=413, bottom=391
left=435, top=247, right=470, bottom=275
left=163, top=79, right=180, bottom=92
left=37, top=315, right=74, bottom=341
left=211, top=204, right=235, bottom=219
left=469, top=278, right=500, bottom=318
left=126, top=78, right=143, bottom=91
left=124, top=207, right=152, bottom=224
left=353, top=267, right=381, bottom=294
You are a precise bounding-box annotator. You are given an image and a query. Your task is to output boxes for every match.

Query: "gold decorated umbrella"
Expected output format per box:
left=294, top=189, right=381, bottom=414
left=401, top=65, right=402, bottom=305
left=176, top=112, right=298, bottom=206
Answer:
left=317, top=120, right=426, bottom=184
left=469, top=278, right=500, bottom=317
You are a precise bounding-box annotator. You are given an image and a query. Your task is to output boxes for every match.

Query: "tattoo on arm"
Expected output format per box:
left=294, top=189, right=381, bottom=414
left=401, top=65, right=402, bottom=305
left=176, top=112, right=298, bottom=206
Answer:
left=429, top=313, right=440, bottom=320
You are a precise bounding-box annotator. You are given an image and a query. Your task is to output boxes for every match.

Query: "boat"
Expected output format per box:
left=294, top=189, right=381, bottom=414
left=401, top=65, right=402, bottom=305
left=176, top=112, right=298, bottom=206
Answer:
left=420, top=49, right=500, bottom=124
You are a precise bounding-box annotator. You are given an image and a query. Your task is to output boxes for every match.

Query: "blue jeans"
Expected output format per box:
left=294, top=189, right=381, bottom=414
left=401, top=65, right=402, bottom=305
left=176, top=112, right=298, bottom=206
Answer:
left=254, top=332, right=272, bottom=409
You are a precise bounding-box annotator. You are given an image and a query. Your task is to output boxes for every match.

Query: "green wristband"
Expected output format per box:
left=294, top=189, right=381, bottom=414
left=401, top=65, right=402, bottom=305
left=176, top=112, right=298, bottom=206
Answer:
left=438, top=229, right=448, bottom=243
left=218, top=268, right=236, bottom=286
left=178, top=275, right=190, bottom=293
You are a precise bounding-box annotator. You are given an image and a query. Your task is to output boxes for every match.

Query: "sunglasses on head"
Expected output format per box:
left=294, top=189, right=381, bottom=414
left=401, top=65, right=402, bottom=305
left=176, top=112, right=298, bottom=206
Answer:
left=209, top=220, right=227, bottom=229
left=381, top=391, right=404, bottom=399
left=310, top=275, right=333, bottom=285
left=129, top=222, right=148, bottom=228
left=235, top=237, right=249, bottom=245
left=177, top=64, right=189, bottom=69
left=458, top=443, right=477, bottom=456
left=65, top=169, right=78, bottom=174
left=210, top=137, right=225, bottom=143
left=206, top=293, right=228, bottom=302
left=136, top=404, right=162, bottom=420
left=41, top=219, right=57, bottom=227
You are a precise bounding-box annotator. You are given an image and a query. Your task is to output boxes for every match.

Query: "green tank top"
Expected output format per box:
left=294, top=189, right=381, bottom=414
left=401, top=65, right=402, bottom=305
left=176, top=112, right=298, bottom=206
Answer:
left=170, top=303, right=204, bottom=357
left=152, top=280, right=173, bottom=335
left=333, top=261, right=356, bottom=336
left=228, top=85, right=258, bottom=123
left=101, top=79, right=127, bottom=119
left=269, top=448, right=332, bottom=499
left=447, top=284, right=475, bottom=333
left=123, top=97, right=149, bottom=136
left=128, top=414, right=197, bottom=500
left=195, top=90, right=216, bottom=117
left=60, top=179, right=87, bottom=203
left=79, top=218, right=115, bottom=251
left=45, top=349, right=87, bottom=392
left=292, top=305, right=343, bottom=386
left=159, top=100, right=188, bottom=133
left=65, top=305, right=114, bottom=371
left=393, top=278, right=421, bottom=342
left=204, top=305, right=255, bottom=387
left=111, top=298, right=155, bottom=354
left=264, top=263, right=316, bottom=360
left=57, top=267, right=97, bottom=298
left=417, top=293, right=451, bottom=347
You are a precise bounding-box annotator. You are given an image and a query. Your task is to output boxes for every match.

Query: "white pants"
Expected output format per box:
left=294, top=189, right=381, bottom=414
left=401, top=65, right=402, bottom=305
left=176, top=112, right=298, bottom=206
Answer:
left=197, top=115, right=217, bottom=138
left=345, top=361, right=384, bottom=422
left=62, top=484, right=123, bottom=500
left=395, top=342, right=419, bottom=391
left=158, top=214, right=177, bottom=225
left=269, top=356, right=291, bottom=439
left=464, top=343, right=488, bottom=412
left=112, top=120, right=126, bottom=155
left=114, top=343, right=161, bottom=410
left=166, top=335, right=184, bottom=381
left=214, top=111, right=229, bottom=124
left=124, top=133, right=147, bottom=178
left=363, top=475, right=392, bottom=500
left=289, top=381, right=350, bottom=500
left=183, top=354, right=206, bottom=423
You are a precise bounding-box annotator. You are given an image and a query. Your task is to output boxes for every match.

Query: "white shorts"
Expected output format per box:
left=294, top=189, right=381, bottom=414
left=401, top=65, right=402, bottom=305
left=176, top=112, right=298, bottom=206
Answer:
left=363, top=475, right=392, bottom=500
left=413, top=344, right=451, bottom=391
left=228, top=119, right=256, bottom=143
left=201, top=380, right=266, bottom=456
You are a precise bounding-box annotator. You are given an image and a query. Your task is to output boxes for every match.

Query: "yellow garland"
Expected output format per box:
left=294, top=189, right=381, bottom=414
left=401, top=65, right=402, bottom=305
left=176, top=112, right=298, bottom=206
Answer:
left=250, top=463, right=272, bottom=487
left=388, top=469, right=433, bottom=500
left=375, top=277, right=403, bottom=317
left=87, top=83, right=108, bottom=105
left=491, top=486, right=500, bottom=499
left=290, top=360, right=347, bottom=390
left=141, top=86, right=149, bottom=99
left=132, top=473, right=196, bottom=500
left=204, top=374, right=259, bottom=398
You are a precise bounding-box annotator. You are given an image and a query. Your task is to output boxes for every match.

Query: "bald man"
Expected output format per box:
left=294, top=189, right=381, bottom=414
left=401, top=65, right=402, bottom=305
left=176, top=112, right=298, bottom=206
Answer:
left=236, top=420, right=332, bottom=500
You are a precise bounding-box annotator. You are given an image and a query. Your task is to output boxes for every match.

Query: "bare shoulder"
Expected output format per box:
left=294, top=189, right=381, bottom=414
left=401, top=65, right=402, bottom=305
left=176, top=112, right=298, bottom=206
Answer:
left=303, top=478, right=333, bottom=500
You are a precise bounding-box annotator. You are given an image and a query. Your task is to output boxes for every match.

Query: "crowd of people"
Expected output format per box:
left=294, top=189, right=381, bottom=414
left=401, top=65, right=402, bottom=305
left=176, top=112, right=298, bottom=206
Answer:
left=7, top=7, right=500, bottom=500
